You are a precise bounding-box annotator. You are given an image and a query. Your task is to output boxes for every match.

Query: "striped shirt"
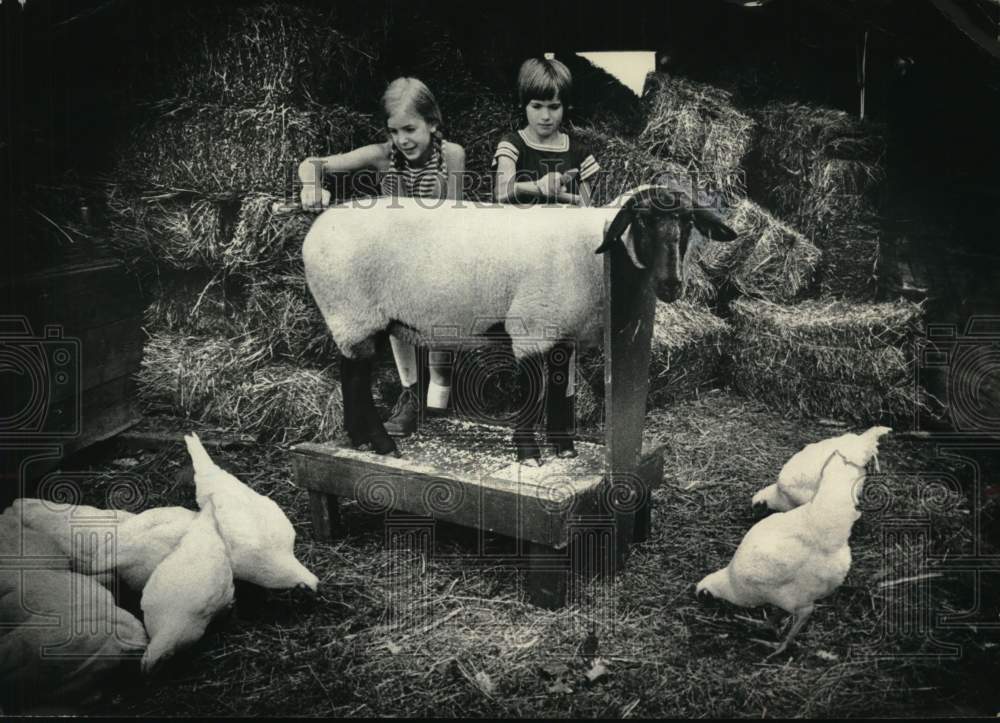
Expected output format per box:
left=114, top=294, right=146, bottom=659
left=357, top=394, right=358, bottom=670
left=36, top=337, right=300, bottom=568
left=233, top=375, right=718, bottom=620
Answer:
left=381, top=141, right=448, bottom=199
left=492, top=130, right=600, bottom=200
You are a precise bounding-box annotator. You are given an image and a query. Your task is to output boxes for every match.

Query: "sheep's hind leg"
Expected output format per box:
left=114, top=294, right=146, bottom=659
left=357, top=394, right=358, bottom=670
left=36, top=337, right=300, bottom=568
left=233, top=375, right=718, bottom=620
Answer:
left=545, top=341, right=577, bottom=458
left=340, top=354, right=398, bottom=456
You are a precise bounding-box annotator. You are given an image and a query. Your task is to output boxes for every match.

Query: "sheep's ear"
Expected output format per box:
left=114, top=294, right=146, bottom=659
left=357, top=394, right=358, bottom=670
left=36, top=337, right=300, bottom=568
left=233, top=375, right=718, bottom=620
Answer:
left=597, top=216, right=647, bottom=269
left=595, top=206, right=634, bottom=255
left=690, top=208, right=738, bottom=242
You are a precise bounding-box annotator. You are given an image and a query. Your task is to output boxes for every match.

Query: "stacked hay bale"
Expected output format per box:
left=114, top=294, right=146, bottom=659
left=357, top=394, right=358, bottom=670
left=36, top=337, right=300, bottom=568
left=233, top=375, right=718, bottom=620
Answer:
left=572, top=126, right=820, bottom=308
left=715, top=100, right=923, bottom=425
left=748, top=102, right=887, bottom=301
left=639, top=73, right=755, bottom=206
left=575, top=302, right=733, bottom=430
left=112, top=2, right=384, bottom=444
left=627, top=76, right=923, bottom=429
left=682, top=198, right=823, bottom=307
left=727, top=299, right=926, bottom=424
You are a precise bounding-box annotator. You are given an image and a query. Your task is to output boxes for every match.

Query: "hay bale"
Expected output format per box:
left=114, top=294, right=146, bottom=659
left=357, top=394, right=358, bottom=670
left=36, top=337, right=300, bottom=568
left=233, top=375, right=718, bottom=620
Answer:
left=681, top=254, right=721, bottom=306
left=814, top=219, right=880, bottom=301
left=227, top=365, right=343, bottom=444
left=639, top=73, right=754, bottom=203
left=748, top=101, right=886, bottom=300
left=752, top=103, right=886, bottom=193
left=723, top=199, right=822, bottom=302
left=141, top=269, right=335, bottom=365
left=106, top=188, right=238, bottom=271
left=569, top=124, right=696, bottom=207
left=574, top=301, right=732, bottom=427
left=136, top=333, right=269, bottom=421
left=136, top=332, right=342, bottom=443
left=227, top=194, right=316, bottom=273
left=681, top=199, right=821, bottom=305
left=107, top=189, right=320, bottom=274
left=647, top=301, right=731, bottom=406
left=115, top=102, right=375, bottom=197
left=239, top=273, right=338, bottom=364
left=726, top=298, right=926, bottom=425
left=142, top=272, right=237, bottom=336
left=131, top=2, right=376, bottom=107
left=438, top=85, right=520, bottom=201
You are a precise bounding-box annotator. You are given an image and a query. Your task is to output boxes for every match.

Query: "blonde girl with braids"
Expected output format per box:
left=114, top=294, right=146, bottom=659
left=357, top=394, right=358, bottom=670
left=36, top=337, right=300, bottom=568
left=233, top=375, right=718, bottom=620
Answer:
left=298, top=77, right=466, bottom=437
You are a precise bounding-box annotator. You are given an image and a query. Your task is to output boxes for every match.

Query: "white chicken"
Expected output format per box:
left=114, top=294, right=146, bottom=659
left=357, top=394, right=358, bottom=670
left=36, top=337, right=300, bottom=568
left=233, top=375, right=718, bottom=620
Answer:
left=184, top=433, right=318, bottom=591
left=3, top=498, right=136, bottom=547
left=752, top=426, right=890, bottom=513
left=2, top=499, right=136, bottom=589
left=0, top=512, right=71, bottom=570
left=80, top=506, right=197, bottom=592
left=140, top=498, right=234, bottom=675
left=697, top=451, right=865, bottom=658
left=0, top=568, right=148, bottom=712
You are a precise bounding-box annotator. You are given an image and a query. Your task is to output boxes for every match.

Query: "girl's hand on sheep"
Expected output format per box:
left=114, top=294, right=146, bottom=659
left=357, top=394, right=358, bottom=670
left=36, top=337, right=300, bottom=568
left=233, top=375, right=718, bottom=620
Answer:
left=300, top=187, right=331, bottom=211
left=555, top=192, right=583, bottom=205
left=537, top=171, right=567, bottom=199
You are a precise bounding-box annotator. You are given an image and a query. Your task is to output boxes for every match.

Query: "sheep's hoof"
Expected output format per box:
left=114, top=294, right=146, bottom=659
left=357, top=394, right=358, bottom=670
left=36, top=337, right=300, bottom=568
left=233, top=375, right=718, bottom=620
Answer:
left=515, top=444, right=542, bottom=466
left=548, top=438, right=577, bottom=459
left=370, top=432, right=399, bottom=457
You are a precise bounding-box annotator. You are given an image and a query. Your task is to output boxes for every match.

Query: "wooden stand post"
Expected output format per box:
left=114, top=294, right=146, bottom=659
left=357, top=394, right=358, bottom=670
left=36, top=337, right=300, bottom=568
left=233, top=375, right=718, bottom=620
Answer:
left=603, top=242, right=659, bottom=566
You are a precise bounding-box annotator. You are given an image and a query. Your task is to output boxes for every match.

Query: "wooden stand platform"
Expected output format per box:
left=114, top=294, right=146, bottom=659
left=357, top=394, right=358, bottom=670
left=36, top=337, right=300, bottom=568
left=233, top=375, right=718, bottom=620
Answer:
left=291, top=419, right=663, bottom=608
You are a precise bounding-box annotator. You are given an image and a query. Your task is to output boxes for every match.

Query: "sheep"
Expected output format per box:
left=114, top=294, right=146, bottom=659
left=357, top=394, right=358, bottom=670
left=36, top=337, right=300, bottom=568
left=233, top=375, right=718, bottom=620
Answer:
left=302, top=185, right=737, bottom=463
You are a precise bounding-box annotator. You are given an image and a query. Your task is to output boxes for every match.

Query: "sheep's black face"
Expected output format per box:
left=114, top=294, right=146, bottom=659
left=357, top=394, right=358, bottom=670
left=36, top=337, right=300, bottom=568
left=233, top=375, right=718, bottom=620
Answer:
left=640, top=212, right=693, bottom=303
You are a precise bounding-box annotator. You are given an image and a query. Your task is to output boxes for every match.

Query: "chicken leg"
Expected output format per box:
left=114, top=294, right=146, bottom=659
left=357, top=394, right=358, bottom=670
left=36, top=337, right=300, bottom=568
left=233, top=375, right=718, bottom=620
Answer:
left=755, top=604, right=814, bottom=660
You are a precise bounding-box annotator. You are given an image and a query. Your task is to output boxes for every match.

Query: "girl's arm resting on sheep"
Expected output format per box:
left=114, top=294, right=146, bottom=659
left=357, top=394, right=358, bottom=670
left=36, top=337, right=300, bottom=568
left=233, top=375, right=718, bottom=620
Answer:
left=553, top=191, right=583, bottom=205
left=495, top=158, right=558, bottom=203
left=298, top=144, right=389, bottom=209
left=443, top=142, right=466, bottom=202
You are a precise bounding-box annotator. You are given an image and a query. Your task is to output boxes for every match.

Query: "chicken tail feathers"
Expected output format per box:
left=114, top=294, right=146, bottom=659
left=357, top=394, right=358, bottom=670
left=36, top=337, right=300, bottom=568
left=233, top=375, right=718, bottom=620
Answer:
left=752, top=484, right=790, bottom=513
left=184, top=433, right=218, bottom=478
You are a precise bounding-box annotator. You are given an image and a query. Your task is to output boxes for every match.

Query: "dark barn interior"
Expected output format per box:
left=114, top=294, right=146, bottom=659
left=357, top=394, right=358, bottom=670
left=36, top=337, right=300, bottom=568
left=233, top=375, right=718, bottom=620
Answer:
left=5, top=0, right=1000, bottom=316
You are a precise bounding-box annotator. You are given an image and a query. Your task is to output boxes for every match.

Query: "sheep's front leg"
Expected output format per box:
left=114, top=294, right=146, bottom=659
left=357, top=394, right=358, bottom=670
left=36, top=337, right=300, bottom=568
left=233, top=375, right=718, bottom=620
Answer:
left=545, top=341, right=577, bottom=458
left=512, top=355, right=543, bottom=465
left=340, top=354, right=398, bottom=456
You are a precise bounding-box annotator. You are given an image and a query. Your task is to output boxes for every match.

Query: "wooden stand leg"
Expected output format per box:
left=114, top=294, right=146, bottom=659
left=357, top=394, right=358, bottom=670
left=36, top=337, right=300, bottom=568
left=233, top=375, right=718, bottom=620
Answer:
left=632, top=453, right=664, bottom=543
left=525, top=541, right=569, bottom=610
left=616, top=512, right=638, bottom=568
left=308, top=491, right=343, bottom=540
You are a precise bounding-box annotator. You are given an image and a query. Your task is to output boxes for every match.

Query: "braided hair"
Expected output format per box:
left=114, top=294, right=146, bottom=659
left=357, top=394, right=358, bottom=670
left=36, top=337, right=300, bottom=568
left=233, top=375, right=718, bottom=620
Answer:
left=382, top=77, right=446, bottom=196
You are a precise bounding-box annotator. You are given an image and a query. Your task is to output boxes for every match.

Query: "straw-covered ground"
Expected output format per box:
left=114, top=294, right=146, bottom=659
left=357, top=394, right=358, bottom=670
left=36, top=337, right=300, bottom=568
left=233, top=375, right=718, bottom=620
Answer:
left=62, top=391, right=998, bottom=718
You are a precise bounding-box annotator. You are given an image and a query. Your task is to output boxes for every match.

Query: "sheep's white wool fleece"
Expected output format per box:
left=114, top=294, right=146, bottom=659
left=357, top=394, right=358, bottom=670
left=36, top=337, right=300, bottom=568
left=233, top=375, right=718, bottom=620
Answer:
left=303, top=199, right=619, bottom=359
